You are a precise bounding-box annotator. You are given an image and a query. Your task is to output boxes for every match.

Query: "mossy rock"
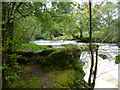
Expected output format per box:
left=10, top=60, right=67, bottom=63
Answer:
left=13, top=51, right=35, bottom=57
left=39, top=44, right=82, bottom=68
left=37, top=48, right=58, bottom=56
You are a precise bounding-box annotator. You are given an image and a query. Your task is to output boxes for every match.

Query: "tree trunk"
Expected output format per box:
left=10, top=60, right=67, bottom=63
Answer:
left=2, top=2, right=22, bottom=88
left=88, top=1, right=94, bottom=88
left=80, top=29, right=83, bottom=38
left=28, top=23, right=40, bottom=41
left=92, top=48, right=98, bottom=88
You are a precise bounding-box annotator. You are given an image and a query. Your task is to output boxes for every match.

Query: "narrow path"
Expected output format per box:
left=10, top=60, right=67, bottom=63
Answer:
left=26, top=64, right=53, bottom=88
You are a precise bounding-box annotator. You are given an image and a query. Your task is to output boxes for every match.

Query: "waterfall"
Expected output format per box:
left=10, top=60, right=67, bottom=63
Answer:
left=79, top=51, right=90, bottom=64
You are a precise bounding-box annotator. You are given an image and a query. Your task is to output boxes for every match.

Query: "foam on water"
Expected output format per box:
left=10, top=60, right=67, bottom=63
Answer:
left=81, top=45, right=119, bottom=88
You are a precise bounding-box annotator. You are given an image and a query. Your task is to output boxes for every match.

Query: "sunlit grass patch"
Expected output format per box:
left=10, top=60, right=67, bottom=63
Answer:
left=46, top=69, right=75, bottom=88
left=18, top=43, right=49, bottom=52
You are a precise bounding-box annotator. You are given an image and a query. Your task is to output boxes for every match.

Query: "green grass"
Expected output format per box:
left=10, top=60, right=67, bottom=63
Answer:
left=7, top=64, right=89, bottom=88
left=18, top=43, right=50, bottom=52
left=45, top=69, right=88, bottom=88
left=10, top=75, right=42, bottom=88
left=8, top=66, right=42, bottom=88
left=46, top=69, right=75, bottom=88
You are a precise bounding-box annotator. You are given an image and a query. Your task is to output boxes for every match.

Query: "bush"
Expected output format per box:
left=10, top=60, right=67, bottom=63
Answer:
left=115, top=54, right=120, bottom=64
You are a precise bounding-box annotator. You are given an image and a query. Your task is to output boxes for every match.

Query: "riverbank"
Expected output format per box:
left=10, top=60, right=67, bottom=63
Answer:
left=6, top=39, right=119, bottom=88
left=7, top=42, right=90, bottom=88
left=29, top=39, right=119, bottom=88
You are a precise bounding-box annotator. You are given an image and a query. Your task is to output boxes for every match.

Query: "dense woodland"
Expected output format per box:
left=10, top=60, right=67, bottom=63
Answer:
left=1, top=1, right=119, bottom=89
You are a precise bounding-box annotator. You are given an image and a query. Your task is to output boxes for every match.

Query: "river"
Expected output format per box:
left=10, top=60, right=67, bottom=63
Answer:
left=29, top=40, right=119, bottom=88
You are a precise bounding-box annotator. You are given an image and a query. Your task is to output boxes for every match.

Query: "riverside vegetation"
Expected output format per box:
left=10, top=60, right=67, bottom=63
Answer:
left=5, top=43, right=90, bottom=88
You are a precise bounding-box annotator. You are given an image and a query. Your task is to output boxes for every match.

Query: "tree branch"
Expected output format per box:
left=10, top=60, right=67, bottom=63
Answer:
left=10, top=2, right=23, bottom=23
left=13, top=11, right=32, bottom=21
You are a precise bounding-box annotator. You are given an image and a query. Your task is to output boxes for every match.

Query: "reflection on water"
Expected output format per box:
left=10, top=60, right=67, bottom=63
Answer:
left=30, top=40, right=119, bottom=88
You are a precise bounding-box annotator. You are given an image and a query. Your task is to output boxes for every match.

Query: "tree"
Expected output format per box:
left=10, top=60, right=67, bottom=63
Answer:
left=73, top=7, right=89, bottom=39
left=100, top=2, right=118, bottom=43
left=2, top=2, right=23, bottom=87
left=88, top=1, right=94, bottom=87
left=2, top=2, right=35, bottom=87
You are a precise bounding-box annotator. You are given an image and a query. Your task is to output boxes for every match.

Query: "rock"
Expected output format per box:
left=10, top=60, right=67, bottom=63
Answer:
left=99, top=54, right=107, bottom=59
left=37, top=44, right=82, bottom=69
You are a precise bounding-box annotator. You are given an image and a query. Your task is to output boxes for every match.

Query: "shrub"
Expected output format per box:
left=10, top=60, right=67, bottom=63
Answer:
left=115, top=54, right=120, bottom=64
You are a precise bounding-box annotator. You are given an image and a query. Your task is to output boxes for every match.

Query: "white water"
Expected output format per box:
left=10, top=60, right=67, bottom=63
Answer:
left=81, top=45, right=119, bottom=88
left=29, top=40, right=86, bottom=46
left=30, top=40, right=119, bottom=88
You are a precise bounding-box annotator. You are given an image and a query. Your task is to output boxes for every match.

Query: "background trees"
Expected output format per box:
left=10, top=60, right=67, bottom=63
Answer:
left=2, top=1, right=117, bottom=43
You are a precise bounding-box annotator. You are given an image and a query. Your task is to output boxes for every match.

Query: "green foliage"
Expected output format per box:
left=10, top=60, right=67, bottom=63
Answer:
left=53, top=35, right=73, bottom=40
left=70, top=70, right=90, bottom=88
left=2, top=1, right=118, bottom=88
left=115, top=54, right=120, bottom=64
left=3, top=2, right=117, bottom=43
left=8, top=66, right=42, bottom=88
left=2, top=55, right=22, bottom=86
left=14, top=16, right=42, bottom=41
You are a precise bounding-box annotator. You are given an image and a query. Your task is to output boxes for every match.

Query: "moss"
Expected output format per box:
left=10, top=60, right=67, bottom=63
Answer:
left=12, top=51, right=35, bottom=64
left=13, top=51, right=35, bottom=57
left=8, top=66, right=42, bottom=88
left=7, top=64, right=88, bottom=88
left=37, top=48, right=58, bottom=56
left=46, top=69, right=75, bottom=88
left=45, top=69, right=89, bottom=88
left=18, top=43, right=49, bottom=52
left=10, top=75, right=42, bottom=88
left=39, top=44, right=82, bottom=69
